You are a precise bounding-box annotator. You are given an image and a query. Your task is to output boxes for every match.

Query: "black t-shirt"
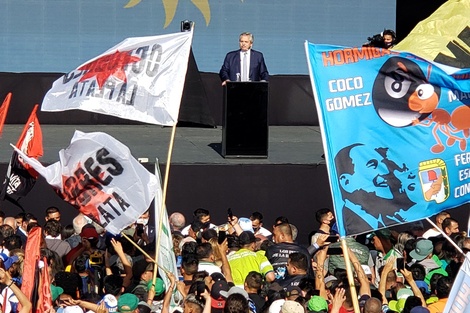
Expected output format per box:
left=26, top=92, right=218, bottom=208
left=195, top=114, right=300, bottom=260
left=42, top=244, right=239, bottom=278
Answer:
left=249, top=293, right=265, bottom=312
left=277, top=273, right=309, bottom=289
left=265, top=242, right=311, bottom=280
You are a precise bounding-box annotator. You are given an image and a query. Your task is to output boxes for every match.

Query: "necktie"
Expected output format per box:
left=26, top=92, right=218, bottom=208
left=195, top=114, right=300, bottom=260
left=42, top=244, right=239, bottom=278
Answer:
left=242, top=52, right=248, bottom=81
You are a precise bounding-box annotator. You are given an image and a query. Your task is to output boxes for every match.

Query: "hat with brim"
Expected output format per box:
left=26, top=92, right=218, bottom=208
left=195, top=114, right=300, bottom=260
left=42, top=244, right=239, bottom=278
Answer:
left=147, top=277, right=165, bottom=296
left=80, top=226, right=99, bottom=239
left=307, top=295, right=328, bottom=312
left=118, top=293, right=139, bottom=312
left=238, top=217, right=254, bottom=233
left=389, top=299, right=406, bottom=313
left=281, top=300, right=304, bottom=313
left=211, top=280, right=229, bottom=299
left=410, top=239, right=433, bottom=261
left=220, top=286, right=249, bottom=300
left=51, top=285, right=64, bottom=302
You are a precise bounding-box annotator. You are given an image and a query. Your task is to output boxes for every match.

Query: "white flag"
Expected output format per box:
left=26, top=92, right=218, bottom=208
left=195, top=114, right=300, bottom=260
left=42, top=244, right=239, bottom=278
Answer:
left=444, top=253, right=470, bottom=313
left=11, top=130, right=160, bottom=235
left=153, top=163, right=180, bottom=303
left=41, top=31, right=193, bottom=126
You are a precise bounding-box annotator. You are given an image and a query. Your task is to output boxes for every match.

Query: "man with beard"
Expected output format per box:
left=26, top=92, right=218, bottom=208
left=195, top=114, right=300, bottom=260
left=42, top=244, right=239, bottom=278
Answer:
left=334, top=143, right=418, bottom=234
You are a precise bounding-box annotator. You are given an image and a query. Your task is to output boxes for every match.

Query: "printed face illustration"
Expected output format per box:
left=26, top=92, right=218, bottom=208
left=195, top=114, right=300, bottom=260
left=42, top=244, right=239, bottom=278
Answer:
left=334, top=143, right=418, bottom=230
left=343, top=145, right=394, bottom=199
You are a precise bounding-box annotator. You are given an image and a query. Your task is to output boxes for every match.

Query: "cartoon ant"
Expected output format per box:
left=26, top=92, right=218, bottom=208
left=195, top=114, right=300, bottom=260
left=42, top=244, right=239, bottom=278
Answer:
left=372, top=56, right=470, bottom=153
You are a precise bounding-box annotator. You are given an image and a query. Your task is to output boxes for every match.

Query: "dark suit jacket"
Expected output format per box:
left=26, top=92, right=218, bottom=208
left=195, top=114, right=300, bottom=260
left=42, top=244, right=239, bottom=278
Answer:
left=219, top=49, right=269, bottom=82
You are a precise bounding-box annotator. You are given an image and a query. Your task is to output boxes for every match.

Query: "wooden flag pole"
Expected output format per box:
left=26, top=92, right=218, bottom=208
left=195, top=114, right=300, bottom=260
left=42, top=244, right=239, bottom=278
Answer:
left=151, top=123, right=178, bottom=295
left=341, top=238, right=361, bottom=313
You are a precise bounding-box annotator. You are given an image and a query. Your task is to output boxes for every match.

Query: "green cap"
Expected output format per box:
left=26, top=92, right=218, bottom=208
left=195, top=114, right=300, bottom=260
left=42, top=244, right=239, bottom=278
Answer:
left=147, top=277, right=165, bottom=296
left=307, top=295, right=328, bottom=312
left=50, top=285, right=64, bottom=301
left=118, top=293, right=139, bottom=312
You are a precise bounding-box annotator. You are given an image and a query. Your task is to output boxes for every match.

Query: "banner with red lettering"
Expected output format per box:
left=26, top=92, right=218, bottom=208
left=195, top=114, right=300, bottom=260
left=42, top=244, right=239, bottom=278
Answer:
left=12, top=130, right=160, bottom=234
left=41, top=31, right=193, bottom=126
left=305, top=42, right=470, bottom=236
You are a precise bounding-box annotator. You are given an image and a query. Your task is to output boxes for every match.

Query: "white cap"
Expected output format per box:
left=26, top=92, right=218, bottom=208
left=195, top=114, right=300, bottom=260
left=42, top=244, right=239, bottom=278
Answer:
left=238, top=217, right=254, bottom=233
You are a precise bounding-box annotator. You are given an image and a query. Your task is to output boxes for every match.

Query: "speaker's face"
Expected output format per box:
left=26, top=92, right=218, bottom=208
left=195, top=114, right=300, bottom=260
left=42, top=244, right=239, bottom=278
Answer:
left=239, top=35, right=253, bottom=52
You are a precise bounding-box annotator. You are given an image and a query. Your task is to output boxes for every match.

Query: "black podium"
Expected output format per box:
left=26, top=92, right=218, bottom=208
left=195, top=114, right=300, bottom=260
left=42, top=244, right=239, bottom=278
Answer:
left=222, top=82, right=268, bottom=158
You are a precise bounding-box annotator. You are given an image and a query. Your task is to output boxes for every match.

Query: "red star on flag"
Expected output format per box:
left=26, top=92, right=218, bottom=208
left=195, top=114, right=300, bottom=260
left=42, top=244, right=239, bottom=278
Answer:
left=78, top=50, right=141, bottom=88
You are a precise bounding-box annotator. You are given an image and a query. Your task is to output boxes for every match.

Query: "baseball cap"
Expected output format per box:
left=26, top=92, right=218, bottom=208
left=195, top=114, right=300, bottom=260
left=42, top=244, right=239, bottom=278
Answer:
left=118, top=293, right=139, bottom=312
left=410, top=240, right=433, bottom=261
left=268, top=299, right=285, bottom=313
left=286, top=286, right=302, bottom=298
left=358, top=295, right=370, bottom=308
left=63, top=306, right=84, bottom=313
left=410, top=307, right=430, bottom=313
left=238, top=231, right=257, bottom=245
left=137, top=301, right=152, bottom=313
left=238, top=218, right=254, bottom=233
left=324, top=275, right=338, bottom=289
left=366, top=228, right=392, bottom=240
left=102, top=294, right=118, bottom=311
left=281, top=300, right=304, bottom=313
left=397, top=288, right=413, bottom=299
left=211, top=280, right=229, bottom=299
left=307, top=295, right=328, bottom=312
left=211, top=272, right=226, bottom=282
left=80, top=226, right=99, bottom=239
left=147, top=277, right=165, bottom=296
left=388, top=299, right=406, bottom=313
left=0, top=254, right=19, bottom=270
left=415, top=280, right=430, bottom=294
left=220, top=286, right=249, bottom=300
left=51, top=285, right=64, bottom=302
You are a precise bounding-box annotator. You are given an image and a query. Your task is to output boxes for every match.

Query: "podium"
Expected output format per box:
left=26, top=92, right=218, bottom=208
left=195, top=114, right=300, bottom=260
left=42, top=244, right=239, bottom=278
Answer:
left=222, top=82, right=268, bottom=158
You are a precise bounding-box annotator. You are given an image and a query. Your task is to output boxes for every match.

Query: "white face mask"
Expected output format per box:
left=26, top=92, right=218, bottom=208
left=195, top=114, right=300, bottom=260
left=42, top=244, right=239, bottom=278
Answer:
left=137, top=218, right=149, bottom=226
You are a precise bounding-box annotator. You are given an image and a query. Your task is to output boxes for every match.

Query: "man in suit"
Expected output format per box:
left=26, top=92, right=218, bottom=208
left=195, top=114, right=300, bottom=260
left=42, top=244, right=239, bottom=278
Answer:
left=219, top=32, right=269, bottom=85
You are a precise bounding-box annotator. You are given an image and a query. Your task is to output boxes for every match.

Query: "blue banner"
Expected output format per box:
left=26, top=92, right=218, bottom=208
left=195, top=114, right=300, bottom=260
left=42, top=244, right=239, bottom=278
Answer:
left=305, top=43, right=470, bottom=237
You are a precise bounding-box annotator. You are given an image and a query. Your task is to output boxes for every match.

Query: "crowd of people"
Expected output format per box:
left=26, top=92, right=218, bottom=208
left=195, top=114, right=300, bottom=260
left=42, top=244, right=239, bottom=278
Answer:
left=0, top=206, right=466, bottom=313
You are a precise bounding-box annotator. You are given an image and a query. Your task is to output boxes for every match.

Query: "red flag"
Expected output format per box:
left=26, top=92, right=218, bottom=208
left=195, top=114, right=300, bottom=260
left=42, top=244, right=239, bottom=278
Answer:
left=16, top=104, right=43, bottom=175
left=37, top=256, right=52, bottom=312
left=0, top=105, right=43, bottom=204
left=0, top=93, right=12, bottom=136
left=20, top=227, right=41, bottom=311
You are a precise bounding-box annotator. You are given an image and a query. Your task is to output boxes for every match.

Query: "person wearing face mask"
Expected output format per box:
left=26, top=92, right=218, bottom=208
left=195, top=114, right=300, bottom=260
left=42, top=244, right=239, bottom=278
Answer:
left=249, top=212, right=271, bottom=237
left=134, top=210, right=155, bottom=248
left=310, top=208, right=337, bottom=246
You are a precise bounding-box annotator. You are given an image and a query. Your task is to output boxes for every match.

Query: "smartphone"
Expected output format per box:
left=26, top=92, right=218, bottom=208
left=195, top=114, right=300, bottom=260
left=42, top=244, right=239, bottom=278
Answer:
left=396, top=257, right=405, bottom=272
left=218, top=230, right=227, bottom=244
left=136, top=224, right=144, bottom=236
left=196, top=281, right=205, bottom=301
left=328, top=247, right=343, bottom=255
left=227, top=208, right=233, bottom=220
left=326, top=236, right=338, bottom=243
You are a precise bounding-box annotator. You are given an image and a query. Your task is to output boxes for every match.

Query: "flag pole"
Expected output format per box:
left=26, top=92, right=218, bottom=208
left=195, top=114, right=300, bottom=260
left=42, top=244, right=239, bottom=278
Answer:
left=150, top=123, right=178, bottom=296
left=426, top=217, right=465, bottom=256
left=341, top=238, right=361, bottom=313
